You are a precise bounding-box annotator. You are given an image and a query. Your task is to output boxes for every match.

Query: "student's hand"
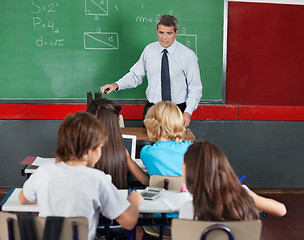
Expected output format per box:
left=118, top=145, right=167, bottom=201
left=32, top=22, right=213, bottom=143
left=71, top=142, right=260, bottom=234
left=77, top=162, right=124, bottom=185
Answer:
left=127, top=191, right=144, bottom=206
left=116, top=191, right=143, bottom=230
left=183, top=112, right=191, bottom=128
left=100, top=83, right=118, bottom=94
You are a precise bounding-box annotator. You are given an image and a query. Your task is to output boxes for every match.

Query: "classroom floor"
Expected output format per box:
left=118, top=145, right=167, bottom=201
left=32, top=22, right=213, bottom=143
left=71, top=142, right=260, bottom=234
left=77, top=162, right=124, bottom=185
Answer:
left=1, top=188, right=303, bottom=240
left=254, top=189, right=304, bottom=240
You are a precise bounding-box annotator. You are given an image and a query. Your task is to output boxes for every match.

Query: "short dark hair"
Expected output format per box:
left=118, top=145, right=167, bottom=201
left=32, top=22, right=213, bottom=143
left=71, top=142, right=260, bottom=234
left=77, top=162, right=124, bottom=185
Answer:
left=157, top=15, right=178, bottom=32
left=56, top=111, right=107, bottom=162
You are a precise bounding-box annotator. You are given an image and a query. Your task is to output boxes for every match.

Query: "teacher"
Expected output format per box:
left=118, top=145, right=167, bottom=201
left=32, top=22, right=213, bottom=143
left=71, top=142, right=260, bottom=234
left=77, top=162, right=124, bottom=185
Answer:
left=100, top=15, right=202, bottom=127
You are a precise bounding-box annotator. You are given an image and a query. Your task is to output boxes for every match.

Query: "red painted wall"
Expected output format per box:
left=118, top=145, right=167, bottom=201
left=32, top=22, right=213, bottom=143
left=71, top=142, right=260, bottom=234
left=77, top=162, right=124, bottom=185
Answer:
left=1, top=104, right=304, bottom=121
left=226, top=2, right=304, bottom=105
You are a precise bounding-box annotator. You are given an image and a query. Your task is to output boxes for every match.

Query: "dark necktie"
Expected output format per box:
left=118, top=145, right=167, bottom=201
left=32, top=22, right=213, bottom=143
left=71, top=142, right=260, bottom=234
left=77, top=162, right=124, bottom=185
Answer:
left=161, top=49, right=171, bottom=101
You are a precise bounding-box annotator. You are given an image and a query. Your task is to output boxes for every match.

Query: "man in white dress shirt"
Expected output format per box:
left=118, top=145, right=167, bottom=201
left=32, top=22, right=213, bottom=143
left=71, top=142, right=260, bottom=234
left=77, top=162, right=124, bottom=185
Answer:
left=100, top=15, right=202, bottom=127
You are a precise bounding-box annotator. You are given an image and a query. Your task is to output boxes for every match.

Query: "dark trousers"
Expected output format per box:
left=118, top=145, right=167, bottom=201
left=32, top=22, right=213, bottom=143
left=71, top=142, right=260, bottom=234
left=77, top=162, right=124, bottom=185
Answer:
left=142, top=101, right=186, bottom=120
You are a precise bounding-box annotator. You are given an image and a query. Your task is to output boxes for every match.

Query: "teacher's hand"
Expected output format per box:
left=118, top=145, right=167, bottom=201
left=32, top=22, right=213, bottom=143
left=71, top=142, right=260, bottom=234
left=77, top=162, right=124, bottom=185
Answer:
left=183, top=112, right=191, bottom=128
left=100, top=83, right=118, bottom=94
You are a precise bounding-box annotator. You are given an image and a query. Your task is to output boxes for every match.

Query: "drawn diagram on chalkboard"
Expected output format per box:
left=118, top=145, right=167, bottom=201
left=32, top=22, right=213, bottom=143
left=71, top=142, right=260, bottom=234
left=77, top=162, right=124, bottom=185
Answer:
left=85, top=0, right=108, bottom=16
left=176, top=34, right=198, bottom=54
left=84, top=32, right=119, bottom=49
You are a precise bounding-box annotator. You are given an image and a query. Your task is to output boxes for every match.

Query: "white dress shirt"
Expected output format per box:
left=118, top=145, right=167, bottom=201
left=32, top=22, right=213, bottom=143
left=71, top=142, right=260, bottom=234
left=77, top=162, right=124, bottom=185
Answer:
left=115, top=40, right=202, bottom=115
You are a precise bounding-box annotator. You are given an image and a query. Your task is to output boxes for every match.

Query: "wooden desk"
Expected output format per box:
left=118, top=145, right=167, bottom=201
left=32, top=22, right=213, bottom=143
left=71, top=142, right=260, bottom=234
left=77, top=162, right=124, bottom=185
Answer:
left=121, top=127, right=196, bottom=141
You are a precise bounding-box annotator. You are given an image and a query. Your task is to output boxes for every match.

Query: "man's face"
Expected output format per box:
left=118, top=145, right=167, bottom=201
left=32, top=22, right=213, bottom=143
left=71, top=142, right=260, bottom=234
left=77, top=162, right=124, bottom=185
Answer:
left=157, top=24, right=178, bottom=48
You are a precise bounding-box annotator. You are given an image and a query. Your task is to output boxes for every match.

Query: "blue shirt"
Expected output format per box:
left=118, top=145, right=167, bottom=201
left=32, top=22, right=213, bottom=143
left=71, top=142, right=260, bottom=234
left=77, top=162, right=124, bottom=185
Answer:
left=115, top=40, right=202, bottom=115
left=140, top=140, right=191, bottom=176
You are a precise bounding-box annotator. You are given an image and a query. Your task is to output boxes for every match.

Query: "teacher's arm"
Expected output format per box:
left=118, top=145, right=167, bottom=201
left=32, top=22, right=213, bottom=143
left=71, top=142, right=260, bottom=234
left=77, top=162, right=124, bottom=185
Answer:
left=184, top=54, right=203, bottom=126
left=101, top=47, right=148, bottom=95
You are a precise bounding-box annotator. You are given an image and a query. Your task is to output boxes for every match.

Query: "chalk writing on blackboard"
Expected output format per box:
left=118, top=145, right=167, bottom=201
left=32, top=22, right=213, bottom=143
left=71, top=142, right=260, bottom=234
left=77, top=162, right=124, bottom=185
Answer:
left=84, top=32, right=119, bottom=50
left=135, top=11, right=173, bottom=23
left=36, top=36, right=64, bottom=47
left=31, top=0, right=64, bottom=47
left=136, top=16, right=153, bottom=23
left=85, top=0, right=109, bottom=16
left=33, top=18, right=60, bottom=33
left=84, top=0, right=118, bottom=49
left=136, top=14, right=161, bottom=23
left=31, top=1, right=60, bottom=14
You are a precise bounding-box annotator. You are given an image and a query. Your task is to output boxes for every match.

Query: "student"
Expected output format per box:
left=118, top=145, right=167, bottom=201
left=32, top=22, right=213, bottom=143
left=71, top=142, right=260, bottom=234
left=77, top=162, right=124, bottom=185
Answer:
left=19, top=111, right=143, bottom=240
left=141, top=101, right=190, bottom=237
left=86, top=97, right=149, bottom=187
left=140, top=101, right=191, bottom=176
left=179, top=141, right=287, bottom=220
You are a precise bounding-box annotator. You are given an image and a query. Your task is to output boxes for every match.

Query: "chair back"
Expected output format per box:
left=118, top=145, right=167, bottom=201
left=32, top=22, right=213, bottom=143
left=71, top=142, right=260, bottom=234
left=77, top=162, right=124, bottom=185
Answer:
left=171, top=219, right=262, bottom=240
left=143, top=175, right=183, bottom=238
left=0, top=212, right=89, bottom=240
left=149, top=174, right=183, bottom=190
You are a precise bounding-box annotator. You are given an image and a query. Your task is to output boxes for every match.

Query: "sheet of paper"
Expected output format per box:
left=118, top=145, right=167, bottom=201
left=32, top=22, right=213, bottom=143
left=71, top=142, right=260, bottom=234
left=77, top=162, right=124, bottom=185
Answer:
left=161, top=192, right=193, bottom=211
left=31, top=157, right=56, bottom=166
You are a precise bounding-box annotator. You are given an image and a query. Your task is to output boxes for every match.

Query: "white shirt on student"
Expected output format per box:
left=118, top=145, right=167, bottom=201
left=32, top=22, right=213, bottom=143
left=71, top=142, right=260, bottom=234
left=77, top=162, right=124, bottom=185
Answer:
left=22, top=161, right=130, bottom=240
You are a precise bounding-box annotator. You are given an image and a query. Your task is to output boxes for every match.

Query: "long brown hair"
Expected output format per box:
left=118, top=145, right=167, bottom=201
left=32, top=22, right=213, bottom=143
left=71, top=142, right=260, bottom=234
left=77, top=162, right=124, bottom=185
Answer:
left=86, top=98, right=127, bottom=189
left=184, top=141, right=259, bottom=221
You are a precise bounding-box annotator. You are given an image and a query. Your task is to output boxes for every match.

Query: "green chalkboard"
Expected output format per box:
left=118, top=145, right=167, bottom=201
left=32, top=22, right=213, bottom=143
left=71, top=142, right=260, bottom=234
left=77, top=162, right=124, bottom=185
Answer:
left=0, top=0, right=224, bottom=101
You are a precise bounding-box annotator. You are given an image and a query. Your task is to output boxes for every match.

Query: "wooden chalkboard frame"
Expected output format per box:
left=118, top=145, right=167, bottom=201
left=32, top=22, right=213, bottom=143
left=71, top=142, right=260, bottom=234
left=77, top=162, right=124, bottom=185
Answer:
left=0, top=0, right=228, bottom=104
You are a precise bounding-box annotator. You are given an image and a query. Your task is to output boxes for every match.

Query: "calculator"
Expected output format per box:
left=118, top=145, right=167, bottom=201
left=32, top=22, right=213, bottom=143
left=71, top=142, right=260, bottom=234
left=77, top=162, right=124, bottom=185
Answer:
left=140, top=187, right=166, bottom=200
